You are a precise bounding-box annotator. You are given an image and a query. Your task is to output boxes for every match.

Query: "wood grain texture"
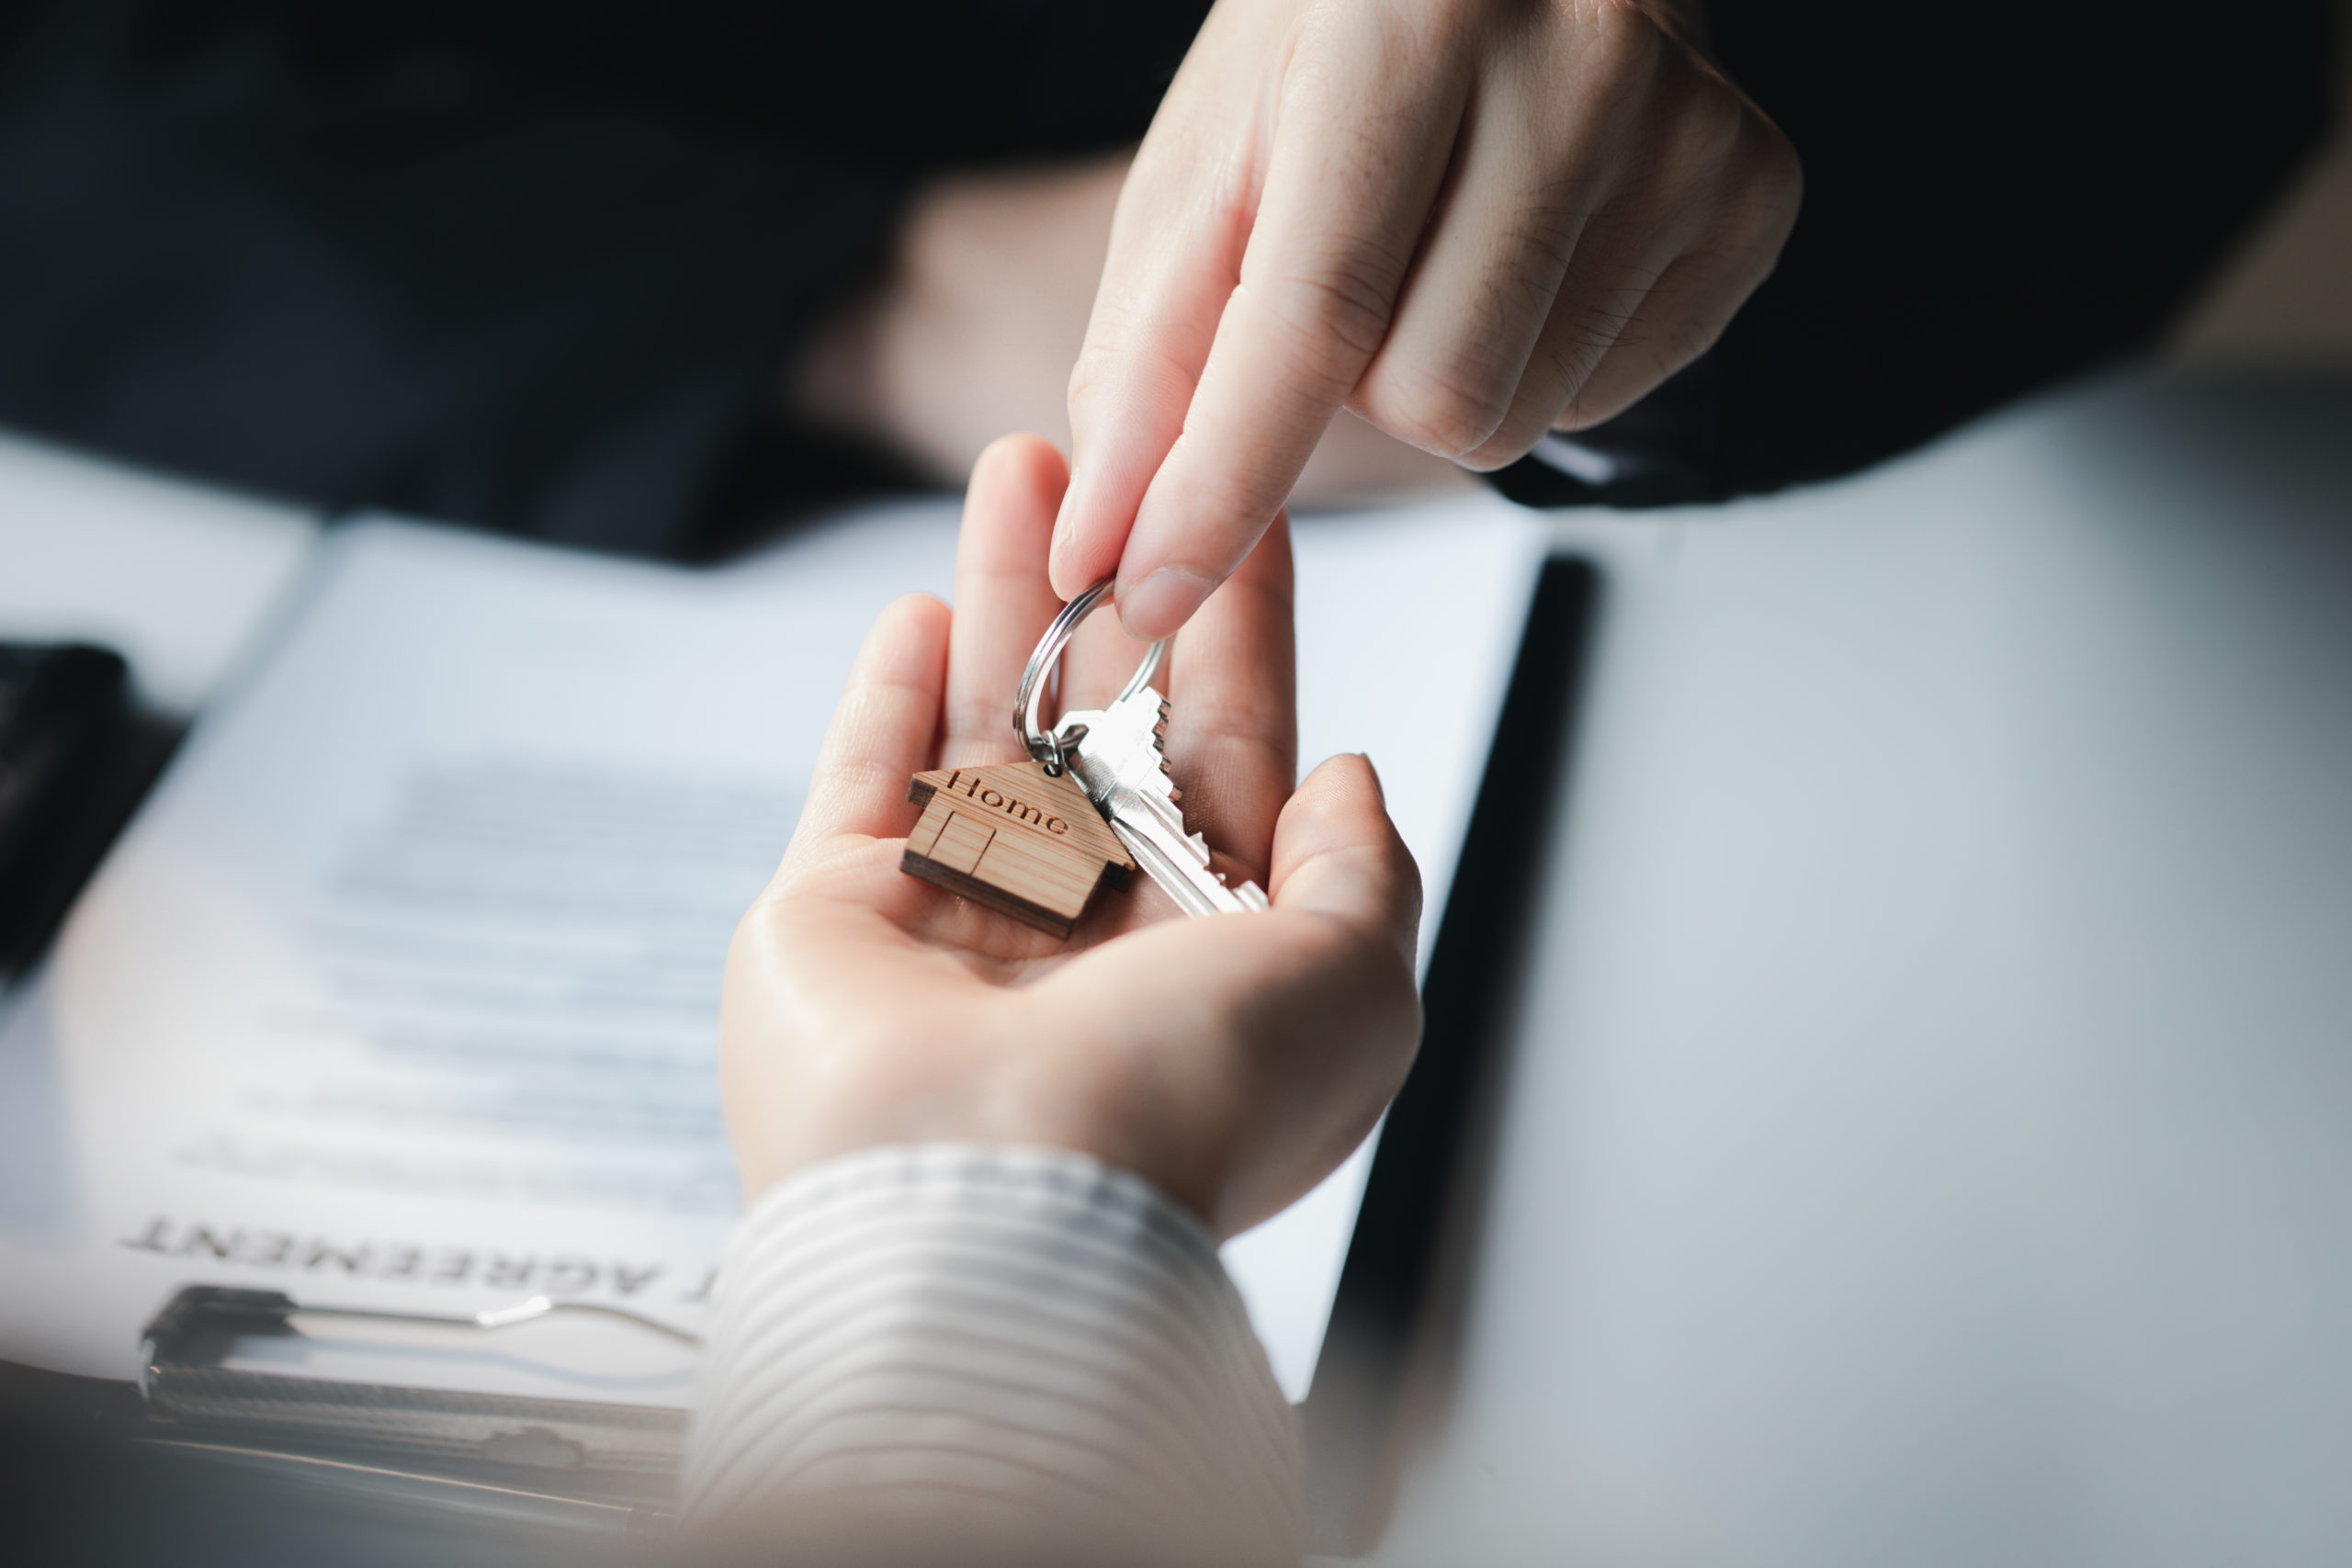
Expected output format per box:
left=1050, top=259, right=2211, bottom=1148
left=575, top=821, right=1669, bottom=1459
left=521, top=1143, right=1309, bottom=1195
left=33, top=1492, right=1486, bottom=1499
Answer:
left=901, top=761, right=1133, bottom=938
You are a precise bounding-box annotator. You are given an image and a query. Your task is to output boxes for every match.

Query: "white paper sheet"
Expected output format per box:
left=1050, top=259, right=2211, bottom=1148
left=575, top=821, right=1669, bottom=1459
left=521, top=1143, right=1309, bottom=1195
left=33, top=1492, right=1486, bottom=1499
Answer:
left=0, top=497, right=1543, bottom=1404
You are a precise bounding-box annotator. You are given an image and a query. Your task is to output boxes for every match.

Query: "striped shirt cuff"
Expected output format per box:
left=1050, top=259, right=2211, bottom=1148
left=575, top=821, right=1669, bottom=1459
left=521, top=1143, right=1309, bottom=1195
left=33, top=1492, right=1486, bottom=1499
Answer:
left=684, top=1144, right=1303, bottom=1565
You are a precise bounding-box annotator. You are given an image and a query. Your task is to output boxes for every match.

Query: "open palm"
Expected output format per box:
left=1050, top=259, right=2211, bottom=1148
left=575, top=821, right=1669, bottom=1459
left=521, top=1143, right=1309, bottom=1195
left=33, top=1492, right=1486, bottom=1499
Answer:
left=719, top=434, right=1423, bottom=1235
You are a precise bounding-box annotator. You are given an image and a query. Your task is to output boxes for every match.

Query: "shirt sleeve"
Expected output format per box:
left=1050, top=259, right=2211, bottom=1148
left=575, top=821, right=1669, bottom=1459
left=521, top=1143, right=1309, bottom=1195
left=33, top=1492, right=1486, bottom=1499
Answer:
left=683, top=1144, right=1304, bottom=1566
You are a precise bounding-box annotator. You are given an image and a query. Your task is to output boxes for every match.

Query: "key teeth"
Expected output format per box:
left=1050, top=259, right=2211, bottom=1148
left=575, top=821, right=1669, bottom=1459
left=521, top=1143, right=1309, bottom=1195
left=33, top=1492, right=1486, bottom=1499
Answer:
left=1078, top=690, right=1269, bottom=918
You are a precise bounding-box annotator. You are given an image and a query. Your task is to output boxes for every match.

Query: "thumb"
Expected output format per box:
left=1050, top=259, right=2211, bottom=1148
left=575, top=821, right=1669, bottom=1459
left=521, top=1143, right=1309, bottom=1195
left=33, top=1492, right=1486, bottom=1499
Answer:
left=1270, top=753, right=1422, bottom=966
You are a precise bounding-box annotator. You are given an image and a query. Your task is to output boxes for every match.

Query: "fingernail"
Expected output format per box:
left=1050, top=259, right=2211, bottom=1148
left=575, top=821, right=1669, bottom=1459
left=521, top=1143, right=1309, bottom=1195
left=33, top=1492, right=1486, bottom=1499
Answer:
left=1119, top=567, right=1215, bottom=641
left=1051, top=472, right=1079, bottom=549
left=1048, top=479, right=1082, bottom=593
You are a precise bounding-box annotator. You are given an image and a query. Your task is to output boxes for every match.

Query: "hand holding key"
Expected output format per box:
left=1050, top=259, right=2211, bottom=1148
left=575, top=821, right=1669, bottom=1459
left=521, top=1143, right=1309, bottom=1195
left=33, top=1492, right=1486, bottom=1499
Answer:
left=1052, top=664, right=1270, bottom=920
left=720, top=434, right=1423, bottom=1235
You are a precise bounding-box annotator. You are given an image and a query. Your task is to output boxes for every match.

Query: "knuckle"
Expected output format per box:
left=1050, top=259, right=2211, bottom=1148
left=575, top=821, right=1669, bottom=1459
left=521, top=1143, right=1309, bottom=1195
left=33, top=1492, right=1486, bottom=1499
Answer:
left=1558, top=282, right=1650, bottom=362
left=1692, top=151, right=1803, bottom=291
left=1295, top=246, right=1407, bottom=358
left=1676, top=78, right=1749, bottom=169
left=1288, top=0, right=1354, bottom=59
left=1738, top=124, right=1806, bottom=229
left=1256, top=248, right=1404, bottom=383
left=1453, top=431, right=1525, bottom=472
left=1533, top=334, right=1612, bottom=430
left=1290, top=0, right=1424, bottom=79
left=1657, top=309, right=1724, bottom=369
left=1067, top=332, right=1198, bottom=426
left=1460, top=394, right=1567, bottom=471
left=1065, top=344, right=1114, bottom=412
left=1577, top=0, right=1670, bottom=90
left=1455, top=441, right=1531, bottom=475
left=1354, top=355, right=1513, bottom=457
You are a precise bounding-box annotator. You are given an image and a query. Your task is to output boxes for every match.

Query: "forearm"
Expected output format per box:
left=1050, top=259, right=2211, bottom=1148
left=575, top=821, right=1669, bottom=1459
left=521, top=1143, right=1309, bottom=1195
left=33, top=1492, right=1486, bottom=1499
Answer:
left=685, top=1144, right=1304, bottom=1566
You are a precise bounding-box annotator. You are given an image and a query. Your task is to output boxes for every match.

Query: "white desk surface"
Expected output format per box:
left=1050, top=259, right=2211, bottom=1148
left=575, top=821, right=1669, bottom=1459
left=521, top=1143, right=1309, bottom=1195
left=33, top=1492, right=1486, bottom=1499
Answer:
left=1363, top=370, right=2352, bottom=1566
left=5, top=370, right=2350, bottom=1564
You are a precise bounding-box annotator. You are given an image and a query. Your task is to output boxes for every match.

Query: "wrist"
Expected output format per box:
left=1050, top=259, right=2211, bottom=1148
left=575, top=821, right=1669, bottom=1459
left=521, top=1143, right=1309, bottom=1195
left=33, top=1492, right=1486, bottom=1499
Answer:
left=724, top=1024, right=1231, bottom=1230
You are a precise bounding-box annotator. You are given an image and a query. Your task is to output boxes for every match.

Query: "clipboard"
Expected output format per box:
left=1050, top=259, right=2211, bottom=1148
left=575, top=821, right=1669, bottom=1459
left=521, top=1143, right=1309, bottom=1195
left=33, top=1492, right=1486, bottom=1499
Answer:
left=132, top=1285, right=688, bottom=1529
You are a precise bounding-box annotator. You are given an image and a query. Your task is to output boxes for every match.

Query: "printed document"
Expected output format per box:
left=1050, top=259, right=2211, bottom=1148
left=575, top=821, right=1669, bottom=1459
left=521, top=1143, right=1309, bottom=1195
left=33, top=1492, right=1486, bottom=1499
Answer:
left=0, top=498, right=1543, bottom=1404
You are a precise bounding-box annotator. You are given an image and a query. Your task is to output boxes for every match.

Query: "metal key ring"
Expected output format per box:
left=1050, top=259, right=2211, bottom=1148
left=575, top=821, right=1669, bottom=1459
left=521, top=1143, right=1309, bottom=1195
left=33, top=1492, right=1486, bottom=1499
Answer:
left=1014, top=577, right=1167, bottom=773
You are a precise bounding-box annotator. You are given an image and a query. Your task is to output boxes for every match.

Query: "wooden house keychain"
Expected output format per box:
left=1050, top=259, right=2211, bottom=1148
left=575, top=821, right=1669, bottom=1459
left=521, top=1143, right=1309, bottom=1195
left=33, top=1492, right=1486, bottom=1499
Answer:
left=902, top=579, right=1269, bottom=938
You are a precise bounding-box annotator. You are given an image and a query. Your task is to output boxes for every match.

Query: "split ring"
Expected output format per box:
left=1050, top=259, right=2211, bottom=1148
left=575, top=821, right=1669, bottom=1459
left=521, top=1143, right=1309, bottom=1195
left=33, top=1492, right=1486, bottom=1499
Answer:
left=1013, top=578, right=1167, bottom=773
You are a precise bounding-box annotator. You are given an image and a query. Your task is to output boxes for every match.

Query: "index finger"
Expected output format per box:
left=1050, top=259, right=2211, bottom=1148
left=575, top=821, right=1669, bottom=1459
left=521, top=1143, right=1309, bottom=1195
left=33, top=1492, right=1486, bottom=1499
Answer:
left=1067, top=19, right=1465, bottom=642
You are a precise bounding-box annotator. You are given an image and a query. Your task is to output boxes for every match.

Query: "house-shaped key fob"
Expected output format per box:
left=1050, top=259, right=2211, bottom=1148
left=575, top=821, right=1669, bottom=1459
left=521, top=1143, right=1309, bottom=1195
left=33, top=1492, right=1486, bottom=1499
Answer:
left=902, top=761, right=1135, bottom=938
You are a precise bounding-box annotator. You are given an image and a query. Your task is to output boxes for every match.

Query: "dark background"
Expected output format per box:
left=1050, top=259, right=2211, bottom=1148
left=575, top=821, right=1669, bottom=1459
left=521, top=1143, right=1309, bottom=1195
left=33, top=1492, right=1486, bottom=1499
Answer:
left=0, top=0, right=2332, bottom=554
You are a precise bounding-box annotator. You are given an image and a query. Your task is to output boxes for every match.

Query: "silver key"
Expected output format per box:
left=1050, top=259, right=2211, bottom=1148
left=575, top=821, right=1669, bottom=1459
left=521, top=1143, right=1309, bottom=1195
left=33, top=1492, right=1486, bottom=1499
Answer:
left=1054, top=682, right=1270, bottom=919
